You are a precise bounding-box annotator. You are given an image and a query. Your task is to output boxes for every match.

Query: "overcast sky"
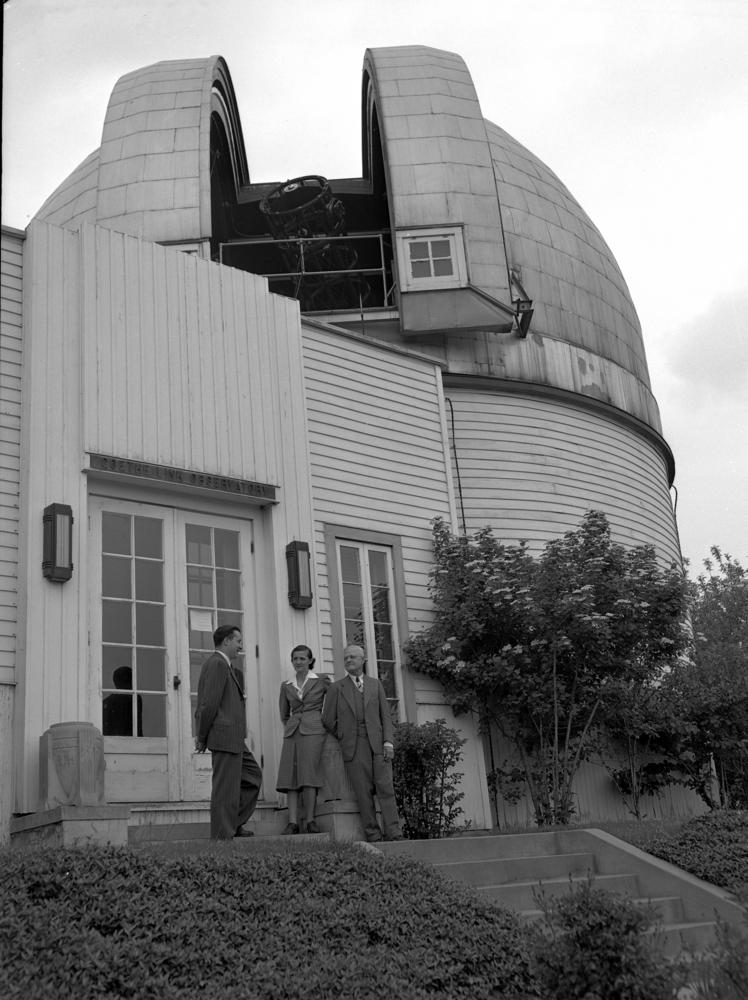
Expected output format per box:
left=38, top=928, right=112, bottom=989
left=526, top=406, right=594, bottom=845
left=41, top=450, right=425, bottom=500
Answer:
left=3, top=0, right=747, bottom=574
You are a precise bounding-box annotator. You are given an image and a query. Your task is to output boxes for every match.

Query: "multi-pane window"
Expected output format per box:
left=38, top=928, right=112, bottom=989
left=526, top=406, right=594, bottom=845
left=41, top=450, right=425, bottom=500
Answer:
left=337, top=541, right=401, bottom=719
left=396, top=227, right=467, bottom=291
left=101, top=513, right=166, bottom=737
left=408, top=238, right=454, bottom=279
left=186, top=524, right=243, bottom=735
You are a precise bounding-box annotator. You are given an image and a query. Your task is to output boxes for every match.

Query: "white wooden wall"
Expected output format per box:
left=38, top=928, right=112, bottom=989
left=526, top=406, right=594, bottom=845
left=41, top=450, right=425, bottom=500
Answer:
left=446, top=387, right=681, bottom=566
left=302, top=323, right=493, bottom=829
left=15, top=220, right=317, bottom=811
left=302, top=325, right=455, bottom=663
left=0, top=228, right=25, bottom=841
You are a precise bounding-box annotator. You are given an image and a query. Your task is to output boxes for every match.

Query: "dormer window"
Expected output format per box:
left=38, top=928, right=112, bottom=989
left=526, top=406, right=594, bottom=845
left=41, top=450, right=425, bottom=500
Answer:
left=396, top=226, right=468, bottom=292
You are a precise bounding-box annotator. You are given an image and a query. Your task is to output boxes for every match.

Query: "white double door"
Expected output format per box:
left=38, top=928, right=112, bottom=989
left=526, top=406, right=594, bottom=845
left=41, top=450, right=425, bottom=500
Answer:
left=89, top=497, right=261, bottom=803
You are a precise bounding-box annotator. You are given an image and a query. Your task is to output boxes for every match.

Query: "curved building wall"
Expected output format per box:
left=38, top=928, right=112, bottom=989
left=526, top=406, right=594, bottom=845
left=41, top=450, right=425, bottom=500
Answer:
left=445, top=383, right=680, bottom=565
left=35, top=57, right=245, bottom=248
left=364, top=46, right=663, bottom=435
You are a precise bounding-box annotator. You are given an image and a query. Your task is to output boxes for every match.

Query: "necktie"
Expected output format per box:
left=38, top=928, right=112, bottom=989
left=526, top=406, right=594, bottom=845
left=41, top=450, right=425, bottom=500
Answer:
left=354, top=676, right=364, bottom=693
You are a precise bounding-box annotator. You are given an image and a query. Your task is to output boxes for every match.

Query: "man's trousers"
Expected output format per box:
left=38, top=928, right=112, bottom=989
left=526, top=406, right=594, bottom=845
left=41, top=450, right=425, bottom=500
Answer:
left=210, top=745, right=262, bottom=839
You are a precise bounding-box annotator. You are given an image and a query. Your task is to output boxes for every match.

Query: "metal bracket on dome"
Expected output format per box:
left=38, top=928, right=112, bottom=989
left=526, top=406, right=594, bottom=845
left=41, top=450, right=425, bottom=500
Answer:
left=510, top=268, right=533, bottom=338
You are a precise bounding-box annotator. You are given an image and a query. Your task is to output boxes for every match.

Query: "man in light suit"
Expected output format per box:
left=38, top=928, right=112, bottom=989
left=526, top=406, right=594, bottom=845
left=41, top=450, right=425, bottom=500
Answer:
left=195, top=625, right=263, bottom=840
left=322, top=643, right=403, bottom=842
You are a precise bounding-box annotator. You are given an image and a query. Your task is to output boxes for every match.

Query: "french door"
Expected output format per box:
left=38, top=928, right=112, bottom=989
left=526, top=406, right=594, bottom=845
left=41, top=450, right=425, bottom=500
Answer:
left=89, top=498, right=259, bottom=802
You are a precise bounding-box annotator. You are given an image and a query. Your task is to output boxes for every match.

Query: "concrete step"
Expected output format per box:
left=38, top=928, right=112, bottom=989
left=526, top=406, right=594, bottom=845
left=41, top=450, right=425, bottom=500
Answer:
left=435, top=851, right=596, bottom=886
left=377, top=832, right=561, bottom=863
left=654, top=921, right=719, bottom=958
left=477, top=872, right=639, bottom=908
left=127, top=801, right=289, bottom=841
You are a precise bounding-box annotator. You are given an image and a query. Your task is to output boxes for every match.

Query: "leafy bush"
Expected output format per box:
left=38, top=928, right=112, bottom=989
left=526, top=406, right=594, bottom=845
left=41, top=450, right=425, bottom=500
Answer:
left=646, top=810, right=748, bottom=893
left=392, top=718, right=466, bottom=838
left=529, top=879, right=676, bottom=1000
left=0, top=843, right=538, bottom=1000
left=689, top=887, right=748, bottom=999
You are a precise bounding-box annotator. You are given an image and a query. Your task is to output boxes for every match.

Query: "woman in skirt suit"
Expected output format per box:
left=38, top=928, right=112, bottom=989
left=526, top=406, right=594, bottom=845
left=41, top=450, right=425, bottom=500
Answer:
left=276, top=645, right=331, bottom=833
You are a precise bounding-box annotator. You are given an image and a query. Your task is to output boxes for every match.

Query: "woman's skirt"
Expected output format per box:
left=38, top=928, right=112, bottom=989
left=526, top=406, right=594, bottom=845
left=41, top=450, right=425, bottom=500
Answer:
left=276, top=730, right=326, bottom=791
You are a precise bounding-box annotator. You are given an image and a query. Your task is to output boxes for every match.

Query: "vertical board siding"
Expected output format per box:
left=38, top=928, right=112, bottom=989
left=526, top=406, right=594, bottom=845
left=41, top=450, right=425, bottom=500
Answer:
left=302, top=327, right=454, bottom=668
left=80, top=224, right=299, bottom=487
left=487, top=730, right=704, bottom=829
left=447, top=389, right=681, bottom=566
left=0, top=230, right=25, bottom=672
left=14, top=220, right=316, bottom=811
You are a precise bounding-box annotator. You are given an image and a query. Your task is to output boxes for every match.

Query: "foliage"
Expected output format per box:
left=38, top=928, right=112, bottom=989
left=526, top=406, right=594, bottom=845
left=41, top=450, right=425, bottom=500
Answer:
left=645, top=809, right=748, bottom=895
left=529, top=879, right=676, bottom=1000
left=657, top=549, right=748, bottom=809
left=688, top=887, right=748, bottom=1000
left=594, top=684, right=681, bottom=820
left=392, top=718, right=467, bottom=839
left=405, top=511, right=688, bottom=826
left=0, top=843, right=538, bottom=1000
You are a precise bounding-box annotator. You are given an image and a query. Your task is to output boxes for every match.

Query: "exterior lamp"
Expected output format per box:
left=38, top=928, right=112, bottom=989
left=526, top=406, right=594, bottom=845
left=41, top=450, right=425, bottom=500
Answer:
left=286, top=541, right=313, bottom=609
left=514, top=298, right=534, bottom=339
left=42, top=503, right=74, bottom=582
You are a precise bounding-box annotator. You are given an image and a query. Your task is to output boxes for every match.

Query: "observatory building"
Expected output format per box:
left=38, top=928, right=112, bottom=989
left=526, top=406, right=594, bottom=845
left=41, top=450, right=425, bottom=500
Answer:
left=0, top=47, right=682, bottom=842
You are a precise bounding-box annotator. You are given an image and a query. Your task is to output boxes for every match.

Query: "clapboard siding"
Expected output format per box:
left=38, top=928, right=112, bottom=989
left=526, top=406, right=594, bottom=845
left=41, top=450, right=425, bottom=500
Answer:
left=302, top=325, right=455, bottom=667
left=446, top=389, right=681, bottom=565
left=0, top=230, right=24, bottom=674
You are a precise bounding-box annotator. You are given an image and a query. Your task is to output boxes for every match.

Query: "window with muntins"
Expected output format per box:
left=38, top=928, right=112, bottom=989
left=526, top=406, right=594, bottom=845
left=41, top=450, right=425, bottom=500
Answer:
left=336, top=539, right=402, bottom=720
left=100, top=512, right=166, bottom=737
left=396, top=226, right=467, bottom=291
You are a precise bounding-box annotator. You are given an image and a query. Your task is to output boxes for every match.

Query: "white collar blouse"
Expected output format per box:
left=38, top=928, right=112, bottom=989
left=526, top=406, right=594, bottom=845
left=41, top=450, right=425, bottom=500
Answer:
left=287, top=670, right=318, bottom=697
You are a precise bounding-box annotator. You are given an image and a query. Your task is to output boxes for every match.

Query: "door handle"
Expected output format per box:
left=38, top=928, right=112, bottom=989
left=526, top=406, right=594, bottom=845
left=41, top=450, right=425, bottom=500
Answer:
left=173, top=675, right=181, bottom=689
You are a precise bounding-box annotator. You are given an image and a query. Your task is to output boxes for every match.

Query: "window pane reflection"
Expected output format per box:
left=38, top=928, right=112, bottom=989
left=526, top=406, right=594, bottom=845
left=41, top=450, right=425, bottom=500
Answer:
left=186, top=524, right=212, bottom=565
left=214, top=529, right=239, bottom=569
left=138, top=649, right=165, bottom=691
left=135, top=559, right=163, bottom=602
left=102, top=513, right=131, bottom=555
left=134, top=517, right=162, bottom=558
left=339, top=546, right=360, bottom=583
left=136, top=603, right=164, bottom=646
left=216, top=569, right=241, bottom=610
left=140, top=694, right=166, bottom=737
left=103, top=600, right=132, bottom=644
left=102, top=647, right=132, bottom=688
left=102, top=555, right=131, bottom=599
left=187, top=566, right=214, bottom=607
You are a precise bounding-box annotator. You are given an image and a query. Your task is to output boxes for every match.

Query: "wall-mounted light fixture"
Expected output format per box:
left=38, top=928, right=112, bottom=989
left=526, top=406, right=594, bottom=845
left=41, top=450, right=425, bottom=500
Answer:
left=42, top=503, right=74, bottom=582
left=286, top=541, right=313, bottom=609
left=514, top=298, right=534, bottom=339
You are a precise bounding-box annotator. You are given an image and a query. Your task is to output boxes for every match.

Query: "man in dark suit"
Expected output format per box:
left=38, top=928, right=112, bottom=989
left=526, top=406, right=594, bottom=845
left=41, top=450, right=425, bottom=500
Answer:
left=195, top=625, right=263, bottom=839
left=322, top=643, right=402, bottom=842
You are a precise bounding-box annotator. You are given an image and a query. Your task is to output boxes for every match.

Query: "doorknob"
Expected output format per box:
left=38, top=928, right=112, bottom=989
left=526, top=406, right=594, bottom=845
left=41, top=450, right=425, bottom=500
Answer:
left=173, top=675, right=181, bottom=689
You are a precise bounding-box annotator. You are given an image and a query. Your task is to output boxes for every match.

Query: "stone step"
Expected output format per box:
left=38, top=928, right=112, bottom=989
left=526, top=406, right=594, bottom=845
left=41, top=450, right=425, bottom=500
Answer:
left=653, top=921, right=719, bottom=958
left=435, top=851, right=596, bottom=886
left=376, top=832, right=561, bottom=863
left=477, top=872, right=640, bottom=908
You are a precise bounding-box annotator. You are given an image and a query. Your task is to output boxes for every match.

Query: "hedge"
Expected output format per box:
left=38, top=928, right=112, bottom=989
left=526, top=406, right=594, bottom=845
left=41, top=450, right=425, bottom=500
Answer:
left=646, top=810, right=748, bottom=893
left=1, top=843, right=538, bottom=1000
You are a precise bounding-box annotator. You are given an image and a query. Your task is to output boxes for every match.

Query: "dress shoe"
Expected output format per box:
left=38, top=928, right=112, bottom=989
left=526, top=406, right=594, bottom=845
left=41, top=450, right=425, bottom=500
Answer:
left=305, top=820, right=321, bottom=834
left=283, top=822, right=300, bottom=835
left=234, top=827, right=254, bottom=838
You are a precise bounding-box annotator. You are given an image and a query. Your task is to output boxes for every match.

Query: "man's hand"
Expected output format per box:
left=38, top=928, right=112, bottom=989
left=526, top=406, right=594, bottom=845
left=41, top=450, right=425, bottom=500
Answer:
left=195, top=741, right=207, bottom=753
left=383, top=741, right=394, bottom=762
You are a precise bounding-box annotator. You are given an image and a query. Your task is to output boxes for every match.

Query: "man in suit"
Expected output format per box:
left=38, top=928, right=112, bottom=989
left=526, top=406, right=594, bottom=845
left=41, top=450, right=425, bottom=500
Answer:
left=195, top=625, right=263, bottom=839
left=322, top=643, right=403, bottom=842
